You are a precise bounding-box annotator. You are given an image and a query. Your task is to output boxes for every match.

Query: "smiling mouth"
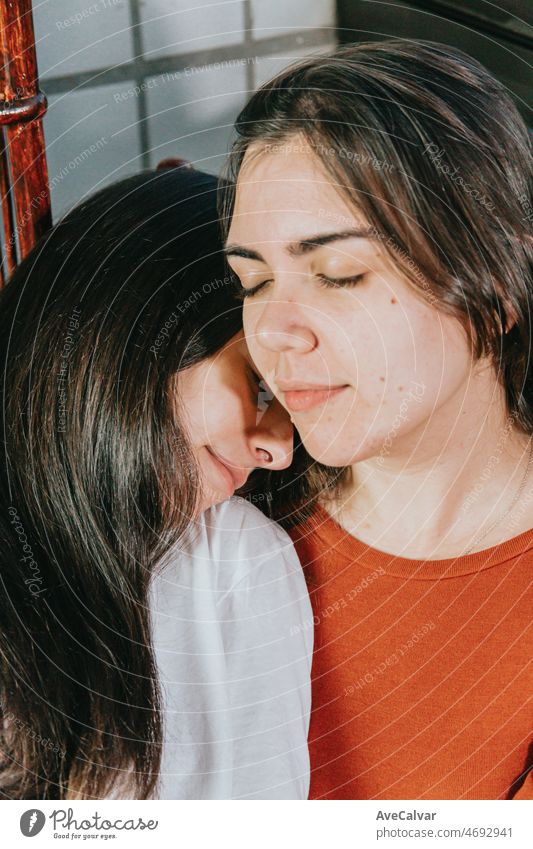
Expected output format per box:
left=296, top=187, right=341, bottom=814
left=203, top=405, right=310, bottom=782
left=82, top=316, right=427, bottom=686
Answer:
left=283, top=385, right=349, bottom=413
left=205, top=447, right=250, bottom=494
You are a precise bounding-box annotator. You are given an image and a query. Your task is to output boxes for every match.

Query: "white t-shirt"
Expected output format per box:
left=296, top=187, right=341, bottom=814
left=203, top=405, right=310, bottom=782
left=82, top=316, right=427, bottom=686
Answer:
left=149, top=496, right=313, bottom=799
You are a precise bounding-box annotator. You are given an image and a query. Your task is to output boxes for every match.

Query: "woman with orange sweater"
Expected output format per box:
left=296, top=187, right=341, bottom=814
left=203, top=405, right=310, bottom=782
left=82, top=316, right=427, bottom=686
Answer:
left=222, top=40, right=533, bottom=800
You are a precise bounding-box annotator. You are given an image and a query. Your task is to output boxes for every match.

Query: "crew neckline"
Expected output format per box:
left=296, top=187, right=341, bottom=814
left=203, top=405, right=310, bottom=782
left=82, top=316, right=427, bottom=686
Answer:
left=300, top=502, right=533, bottom=580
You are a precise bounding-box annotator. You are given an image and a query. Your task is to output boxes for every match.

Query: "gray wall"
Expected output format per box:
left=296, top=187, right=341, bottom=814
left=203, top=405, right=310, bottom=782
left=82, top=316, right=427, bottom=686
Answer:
left=32, top=0, right=337, bottom=219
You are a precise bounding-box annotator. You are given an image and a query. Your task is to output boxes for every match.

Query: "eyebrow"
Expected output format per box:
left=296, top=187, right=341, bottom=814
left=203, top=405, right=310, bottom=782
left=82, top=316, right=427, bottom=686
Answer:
left=224, top=227, right=376, bottom=262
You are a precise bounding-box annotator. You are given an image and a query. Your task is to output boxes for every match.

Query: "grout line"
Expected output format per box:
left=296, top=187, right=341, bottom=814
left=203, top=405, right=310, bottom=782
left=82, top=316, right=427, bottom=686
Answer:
left=40, top=27, right=336, bottom=95
left=128, top=0, right=151, bottom=170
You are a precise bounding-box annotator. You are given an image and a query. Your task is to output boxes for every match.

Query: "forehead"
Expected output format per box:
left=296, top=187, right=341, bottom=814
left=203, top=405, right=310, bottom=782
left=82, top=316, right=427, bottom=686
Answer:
left=228, top=140, right=364, bottom=243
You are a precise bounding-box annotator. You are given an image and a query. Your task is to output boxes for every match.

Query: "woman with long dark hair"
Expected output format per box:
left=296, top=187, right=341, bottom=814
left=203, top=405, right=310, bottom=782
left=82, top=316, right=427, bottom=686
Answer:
left=222, top=40, right=533, bottom=799
left=0, top=166, right=312, bottom=799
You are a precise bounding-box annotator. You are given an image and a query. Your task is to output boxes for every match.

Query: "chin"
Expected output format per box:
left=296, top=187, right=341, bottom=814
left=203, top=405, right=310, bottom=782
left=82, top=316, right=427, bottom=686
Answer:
left=299, top=432, right=367, bottom=468
left=300, top=441, right=350, bottom=468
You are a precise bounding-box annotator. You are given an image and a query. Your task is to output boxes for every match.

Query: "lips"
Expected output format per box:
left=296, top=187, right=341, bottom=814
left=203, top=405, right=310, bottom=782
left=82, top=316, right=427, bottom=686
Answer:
left=279, top=383, right=349, bottom=413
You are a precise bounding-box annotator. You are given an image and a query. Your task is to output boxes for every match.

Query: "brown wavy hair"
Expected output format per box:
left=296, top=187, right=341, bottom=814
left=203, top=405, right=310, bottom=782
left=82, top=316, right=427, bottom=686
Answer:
left=220, top=38, right=533, bottom=471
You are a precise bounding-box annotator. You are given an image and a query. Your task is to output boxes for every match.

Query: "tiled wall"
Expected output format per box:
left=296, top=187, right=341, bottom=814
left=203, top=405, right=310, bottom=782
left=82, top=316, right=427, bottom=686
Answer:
left=32, top=0, right=337, bottom=218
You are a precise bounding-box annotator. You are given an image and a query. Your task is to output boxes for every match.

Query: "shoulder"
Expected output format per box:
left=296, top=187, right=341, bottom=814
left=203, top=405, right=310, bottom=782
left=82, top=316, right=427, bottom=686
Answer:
left=205, top=495, right=295, bottom=555
left=203, top=496, right=302, bottom=593
left=155, top=496, right=302, bottom=594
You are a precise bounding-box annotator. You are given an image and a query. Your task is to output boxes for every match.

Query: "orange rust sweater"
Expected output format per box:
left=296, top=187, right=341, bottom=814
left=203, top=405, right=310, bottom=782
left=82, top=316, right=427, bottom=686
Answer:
left=288, top=504, right=532, bottom=800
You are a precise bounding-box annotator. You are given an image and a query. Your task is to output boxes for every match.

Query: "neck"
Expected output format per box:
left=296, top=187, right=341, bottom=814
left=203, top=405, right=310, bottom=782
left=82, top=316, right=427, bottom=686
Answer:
left=326, top=372, right=533, bottom=559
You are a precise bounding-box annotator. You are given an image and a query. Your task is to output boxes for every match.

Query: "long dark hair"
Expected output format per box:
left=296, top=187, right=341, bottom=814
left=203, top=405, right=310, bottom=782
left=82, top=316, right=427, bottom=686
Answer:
left=220, top=40, right=533, bottom=441
left=0, top=167, right=242, bottom=799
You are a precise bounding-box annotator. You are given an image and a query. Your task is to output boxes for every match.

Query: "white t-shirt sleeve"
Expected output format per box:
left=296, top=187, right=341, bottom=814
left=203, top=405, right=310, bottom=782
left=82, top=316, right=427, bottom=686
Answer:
left=151, top=496, right=313, bottom=800
left=214, top=499, right=313, bottom=799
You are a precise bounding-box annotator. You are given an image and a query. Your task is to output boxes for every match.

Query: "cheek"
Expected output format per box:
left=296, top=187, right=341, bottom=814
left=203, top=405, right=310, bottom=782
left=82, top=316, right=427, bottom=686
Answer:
left=182, top=372, right=231, bottom=442
left=373, top=310, right=470, bottom=420
left=316, top=291, right=407, bottom=384
left=242, top=303, right=257, bottom=339
left=207, top=388, right=248, bottom=439
left=329, top=310, right=402, bottom=392
left=177, top=375, right=205, bottom=437
left=335, top=306, right=469, bottom=417
left=406, top=308, right=469, bottom=382
left=350, top=301, right=438, bottom=384
left=243, top=309, right=270, bottom=369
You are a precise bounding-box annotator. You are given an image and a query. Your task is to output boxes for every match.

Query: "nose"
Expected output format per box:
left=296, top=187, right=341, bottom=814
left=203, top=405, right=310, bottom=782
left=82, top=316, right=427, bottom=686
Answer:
left=247, top=395, right=293, bottom=470
left=254, top=298, right=318, bottom=354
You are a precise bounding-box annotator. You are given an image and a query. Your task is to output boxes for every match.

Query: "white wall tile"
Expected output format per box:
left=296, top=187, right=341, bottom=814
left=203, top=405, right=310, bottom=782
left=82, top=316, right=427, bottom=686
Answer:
left=33, top=0, right=133, bottom=80
left=251, top=0, right=336, bottom=40
left=31, top=0, right=338, bottom=215
left=145, top=61, right=248, bottom=174
left=139, top=0, right=244, bottom=59
left=44, top=82, right=142, bottom=217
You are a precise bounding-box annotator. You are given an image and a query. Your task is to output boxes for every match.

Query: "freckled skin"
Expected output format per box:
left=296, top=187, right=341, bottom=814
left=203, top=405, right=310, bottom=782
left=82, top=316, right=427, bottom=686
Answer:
left=227, top=141, right=472, bottom=468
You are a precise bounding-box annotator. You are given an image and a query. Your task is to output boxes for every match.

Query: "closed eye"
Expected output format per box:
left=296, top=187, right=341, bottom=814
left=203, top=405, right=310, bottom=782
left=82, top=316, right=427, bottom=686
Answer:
left=232, top=278, right=273, bottom=301
left=232, top=272, right=365, bottom=300
left=316, top=273, right=365, bottom=289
